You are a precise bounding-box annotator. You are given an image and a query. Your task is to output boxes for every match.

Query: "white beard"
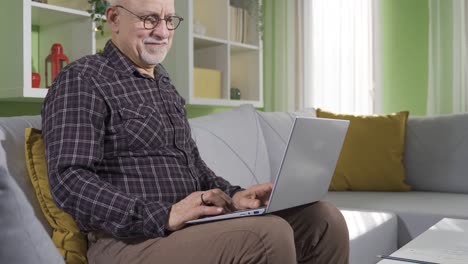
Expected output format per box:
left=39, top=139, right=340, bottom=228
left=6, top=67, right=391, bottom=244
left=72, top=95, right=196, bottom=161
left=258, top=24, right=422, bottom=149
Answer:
left=141, top=47, right=168, bottom=65
left=141, top=37, right=169, bottom=65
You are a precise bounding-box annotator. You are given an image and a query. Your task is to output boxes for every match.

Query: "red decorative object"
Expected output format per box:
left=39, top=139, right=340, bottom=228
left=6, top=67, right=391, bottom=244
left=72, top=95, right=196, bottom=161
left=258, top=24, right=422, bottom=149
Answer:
left=45, top=43, right=69, bottom=88
left=32, top=72, right=41, bottom=88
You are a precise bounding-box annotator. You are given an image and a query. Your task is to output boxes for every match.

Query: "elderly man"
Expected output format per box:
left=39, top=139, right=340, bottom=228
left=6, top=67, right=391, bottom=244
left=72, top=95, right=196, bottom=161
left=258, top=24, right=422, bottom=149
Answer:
left=41, top=0, right=349, bottom=263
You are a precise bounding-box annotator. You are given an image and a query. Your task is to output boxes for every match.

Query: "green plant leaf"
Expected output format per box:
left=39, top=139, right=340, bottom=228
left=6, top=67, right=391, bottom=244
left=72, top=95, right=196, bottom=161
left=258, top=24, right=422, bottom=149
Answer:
left=87, top=0, right=108, bottom=36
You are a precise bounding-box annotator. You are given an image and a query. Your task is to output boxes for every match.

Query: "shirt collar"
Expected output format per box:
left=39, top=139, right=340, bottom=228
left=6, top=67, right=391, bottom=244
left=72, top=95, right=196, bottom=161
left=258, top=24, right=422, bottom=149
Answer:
left=102, top=40, right=168, bottom=80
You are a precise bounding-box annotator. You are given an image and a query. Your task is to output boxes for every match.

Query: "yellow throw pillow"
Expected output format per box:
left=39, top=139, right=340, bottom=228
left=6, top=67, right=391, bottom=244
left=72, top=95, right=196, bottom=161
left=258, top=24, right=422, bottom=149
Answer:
left=24, top=128, right=87, bottom=264
left=316, top=109, right=411, bottom=191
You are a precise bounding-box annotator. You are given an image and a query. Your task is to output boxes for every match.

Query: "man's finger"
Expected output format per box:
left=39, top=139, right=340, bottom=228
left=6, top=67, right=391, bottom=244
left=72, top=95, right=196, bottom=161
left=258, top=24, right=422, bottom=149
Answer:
left=240, top=198, right=261, bottom=209
left=182, top=205, right=224, bottom=223
left=198, top=206, right=224, bottom=217
left=211, top=189, right=233, bottom=206
left=202, top=190, right=233, bottom=210
left=249, top=183, right=273, bottom=195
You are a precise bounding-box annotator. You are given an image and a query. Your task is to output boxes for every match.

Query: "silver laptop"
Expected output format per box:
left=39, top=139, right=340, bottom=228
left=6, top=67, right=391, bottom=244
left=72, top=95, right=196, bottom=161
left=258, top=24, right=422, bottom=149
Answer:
left=186, top=116, right=349, bottom=224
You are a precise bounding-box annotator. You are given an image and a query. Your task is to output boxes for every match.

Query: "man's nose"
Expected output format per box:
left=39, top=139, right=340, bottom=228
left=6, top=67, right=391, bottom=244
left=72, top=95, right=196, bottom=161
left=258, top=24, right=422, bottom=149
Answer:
left=151, top=21, right=170, bottom=39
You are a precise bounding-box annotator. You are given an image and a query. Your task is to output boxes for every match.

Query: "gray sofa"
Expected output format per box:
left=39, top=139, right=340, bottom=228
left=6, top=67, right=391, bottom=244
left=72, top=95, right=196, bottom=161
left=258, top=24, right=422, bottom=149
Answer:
left=1, top=104, right=468, bottom=264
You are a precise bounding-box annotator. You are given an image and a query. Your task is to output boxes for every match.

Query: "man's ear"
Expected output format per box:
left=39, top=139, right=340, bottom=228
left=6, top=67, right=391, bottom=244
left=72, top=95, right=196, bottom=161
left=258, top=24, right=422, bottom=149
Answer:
left=106, top=6, right=120, bottom=33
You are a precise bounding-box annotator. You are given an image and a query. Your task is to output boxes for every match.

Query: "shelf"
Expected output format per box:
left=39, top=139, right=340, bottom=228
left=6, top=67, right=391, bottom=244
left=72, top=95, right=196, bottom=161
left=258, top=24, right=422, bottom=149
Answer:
left=230, top=42, right=260, bottom=53
left=31, top=2, right=89, bottom=26
left=194, top=0, right=228, bottom=40
left=194, top=35, right=228, bottom=49
left=160, top=0, right=263, bottom=108
left=45, top=0, right=90, bottom=12
left=190, top=98, right=262, bottom=108
left=230, top=48, right=261, bottom=102
left=31, top=2, right=94, bottom=90
left=0, top=0, right=95, bottom=100
left=24, top=88, right=49, bottom=98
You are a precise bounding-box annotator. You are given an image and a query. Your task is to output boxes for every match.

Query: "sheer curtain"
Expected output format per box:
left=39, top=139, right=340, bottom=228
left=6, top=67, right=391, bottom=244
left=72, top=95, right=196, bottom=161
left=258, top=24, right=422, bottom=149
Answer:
left=427, top=0, right=468, bottom=114
left=303, top=0, right=375, bottom=114
left=263, top=0, right=297, bottom=112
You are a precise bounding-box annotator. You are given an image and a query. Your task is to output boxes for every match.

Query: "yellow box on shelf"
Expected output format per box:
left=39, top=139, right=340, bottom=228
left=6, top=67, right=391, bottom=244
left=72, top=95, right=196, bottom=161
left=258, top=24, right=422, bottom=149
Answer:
left=194, top=67, right=222, bottom=99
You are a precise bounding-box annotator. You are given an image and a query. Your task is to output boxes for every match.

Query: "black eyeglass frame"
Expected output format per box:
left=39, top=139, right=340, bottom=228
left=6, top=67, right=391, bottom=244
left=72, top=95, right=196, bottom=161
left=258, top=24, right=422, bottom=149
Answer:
left=115, top=5, right=184, bottom=30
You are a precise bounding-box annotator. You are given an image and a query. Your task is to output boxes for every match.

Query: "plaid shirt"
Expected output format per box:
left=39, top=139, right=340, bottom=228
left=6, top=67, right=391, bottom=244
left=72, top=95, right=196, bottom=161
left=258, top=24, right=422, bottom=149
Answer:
left=42, top=41, right=241, bottom=238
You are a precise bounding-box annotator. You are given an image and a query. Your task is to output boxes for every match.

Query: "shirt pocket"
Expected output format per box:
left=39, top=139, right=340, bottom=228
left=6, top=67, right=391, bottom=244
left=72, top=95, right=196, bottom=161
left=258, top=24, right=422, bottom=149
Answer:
left=171, top=101, right=192, bottom=144
left=119, top=104, right=165, bottom=151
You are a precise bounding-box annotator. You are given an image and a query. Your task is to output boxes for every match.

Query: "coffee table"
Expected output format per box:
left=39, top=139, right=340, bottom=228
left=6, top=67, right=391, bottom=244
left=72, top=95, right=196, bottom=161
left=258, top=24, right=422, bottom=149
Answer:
left=377, top=218, right=468, bottom=264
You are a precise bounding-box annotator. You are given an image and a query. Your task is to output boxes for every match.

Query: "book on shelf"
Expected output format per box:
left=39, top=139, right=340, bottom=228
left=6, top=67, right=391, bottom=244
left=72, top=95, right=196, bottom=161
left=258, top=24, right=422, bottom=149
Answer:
left=230, top=6, right=252, bottom=44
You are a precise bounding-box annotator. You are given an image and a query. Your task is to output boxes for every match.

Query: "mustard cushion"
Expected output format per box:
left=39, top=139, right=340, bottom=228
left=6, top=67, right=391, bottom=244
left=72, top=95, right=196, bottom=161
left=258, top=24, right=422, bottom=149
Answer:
left=316, top=109, right=411, bottom=191
left=24, top=128, right=87, bottom=264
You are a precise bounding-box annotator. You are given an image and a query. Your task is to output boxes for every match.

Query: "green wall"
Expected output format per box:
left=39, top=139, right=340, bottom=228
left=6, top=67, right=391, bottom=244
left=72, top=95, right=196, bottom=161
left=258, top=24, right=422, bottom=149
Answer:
left=0, top=101, right=43, bottom=117
left=381, top=0, right=429, bottom=115
left=185, top=105, right=232, bottom=119
left=32, top=26, right=39, bottom=73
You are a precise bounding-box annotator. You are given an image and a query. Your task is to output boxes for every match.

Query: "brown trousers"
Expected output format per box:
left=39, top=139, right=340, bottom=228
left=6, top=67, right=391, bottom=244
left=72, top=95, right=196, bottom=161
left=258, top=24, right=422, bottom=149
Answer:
left=87, top=201, right=349, bottom=264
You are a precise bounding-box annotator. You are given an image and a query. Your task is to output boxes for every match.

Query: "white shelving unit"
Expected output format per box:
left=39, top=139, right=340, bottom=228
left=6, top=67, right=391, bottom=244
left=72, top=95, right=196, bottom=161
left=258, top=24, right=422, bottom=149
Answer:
left=0, top=0, right=260, bottom=106
left=0, top=0, right=94, bottom=99
left=164, top=0, right=263, bottom=107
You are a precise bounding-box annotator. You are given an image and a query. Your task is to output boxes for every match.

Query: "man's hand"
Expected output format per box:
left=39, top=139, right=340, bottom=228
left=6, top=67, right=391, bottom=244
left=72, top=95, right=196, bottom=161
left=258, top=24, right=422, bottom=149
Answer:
left=166, top=189, right=234, bottom=231
left=232, top=182, right=273, bottom=210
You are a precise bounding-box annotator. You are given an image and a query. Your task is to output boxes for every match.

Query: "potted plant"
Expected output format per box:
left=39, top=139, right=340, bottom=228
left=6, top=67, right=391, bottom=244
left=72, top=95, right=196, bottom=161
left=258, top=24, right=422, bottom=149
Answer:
left=87, top=0, right=109, bottom=36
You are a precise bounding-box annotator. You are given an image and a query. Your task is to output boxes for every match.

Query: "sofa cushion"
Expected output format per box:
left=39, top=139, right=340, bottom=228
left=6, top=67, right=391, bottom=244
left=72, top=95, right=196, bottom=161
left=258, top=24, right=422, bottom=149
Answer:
left=24, top=128, right=87, bottom=264
left=316, top=109, right=411, bottom=191
left=0, top=115, right=51, bottom=233
left=326, top=191, right=468, bottom=246
left=0, top=166, right=65, bottom=264
left=405, top=113, right=468, bottom=193
left=189, top=104, right=271, bottom=188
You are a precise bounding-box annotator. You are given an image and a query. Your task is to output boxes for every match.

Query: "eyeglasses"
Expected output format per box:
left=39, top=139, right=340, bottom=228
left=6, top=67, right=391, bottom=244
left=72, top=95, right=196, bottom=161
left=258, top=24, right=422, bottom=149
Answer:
left=115, top=5, right=183, bottom=30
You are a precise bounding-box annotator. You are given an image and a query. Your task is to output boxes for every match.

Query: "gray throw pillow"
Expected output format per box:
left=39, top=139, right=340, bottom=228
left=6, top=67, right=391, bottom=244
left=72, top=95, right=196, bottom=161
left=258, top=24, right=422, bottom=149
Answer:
left=0, top=115, right=51, bottom=234
left=0, top=166, right=64, bottom=264
left=405, top=113, right=468, bottom=193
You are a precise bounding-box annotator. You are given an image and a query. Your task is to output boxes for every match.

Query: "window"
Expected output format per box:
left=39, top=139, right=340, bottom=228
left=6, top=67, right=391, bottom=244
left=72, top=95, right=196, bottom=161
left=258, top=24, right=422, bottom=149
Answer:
left=302, top=0, right=375, bottom=114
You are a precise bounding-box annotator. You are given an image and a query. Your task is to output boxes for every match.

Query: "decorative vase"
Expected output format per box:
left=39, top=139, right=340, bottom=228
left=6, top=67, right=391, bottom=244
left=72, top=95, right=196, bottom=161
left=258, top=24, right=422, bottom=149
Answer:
left=45, top=43, right=69, bottom=88
left=32, top=72, right=41, bottom=88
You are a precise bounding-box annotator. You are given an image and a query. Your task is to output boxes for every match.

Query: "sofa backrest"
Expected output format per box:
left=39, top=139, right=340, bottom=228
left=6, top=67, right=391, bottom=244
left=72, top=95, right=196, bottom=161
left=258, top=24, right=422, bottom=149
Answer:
left=257, top=110, right=468, bottom=194
left=189, top=104, right=272, bottom=188
left=0, top=115, right=51, bottom=234
left=405, top=113, right=468, bottom=193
